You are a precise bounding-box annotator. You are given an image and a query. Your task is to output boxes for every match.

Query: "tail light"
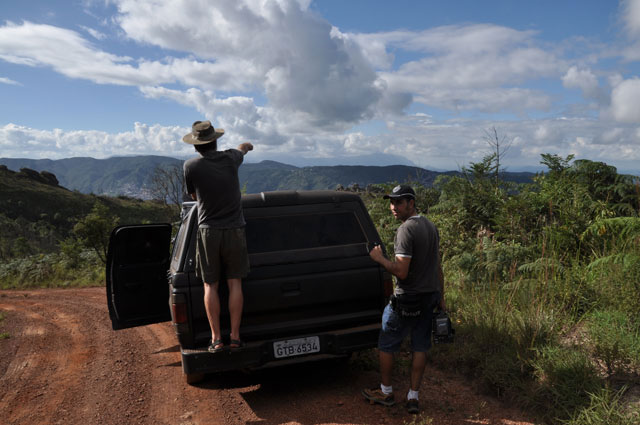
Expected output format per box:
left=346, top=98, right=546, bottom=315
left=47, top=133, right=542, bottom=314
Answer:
left=172, top=301, right=187, bottom=324
left=171, top=293, right=188, bottom=324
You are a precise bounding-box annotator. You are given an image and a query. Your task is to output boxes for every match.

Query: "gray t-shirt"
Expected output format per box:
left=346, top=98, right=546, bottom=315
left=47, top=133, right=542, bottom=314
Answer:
left=393, top=215, right=440, bottom=295
left=184, top=149, right=245, bottom=228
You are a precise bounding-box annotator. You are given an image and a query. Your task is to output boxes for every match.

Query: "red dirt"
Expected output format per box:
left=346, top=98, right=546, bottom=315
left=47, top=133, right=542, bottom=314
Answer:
left=0, top=287, right=539, bottom=424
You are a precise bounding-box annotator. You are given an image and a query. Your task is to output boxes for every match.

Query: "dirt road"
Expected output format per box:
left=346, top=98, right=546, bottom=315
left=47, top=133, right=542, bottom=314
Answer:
left=0, top=287, right=537, bottom=425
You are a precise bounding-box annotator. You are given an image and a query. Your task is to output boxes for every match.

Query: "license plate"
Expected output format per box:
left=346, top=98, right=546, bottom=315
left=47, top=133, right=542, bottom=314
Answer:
left=273, top=336, right=320, bottom=359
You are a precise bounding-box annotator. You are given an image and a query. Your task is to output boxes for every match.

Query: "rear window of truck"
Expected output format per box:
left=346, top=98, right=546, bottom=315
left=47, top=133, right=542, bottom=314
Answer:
left=245, top=211, right=366, bottom=254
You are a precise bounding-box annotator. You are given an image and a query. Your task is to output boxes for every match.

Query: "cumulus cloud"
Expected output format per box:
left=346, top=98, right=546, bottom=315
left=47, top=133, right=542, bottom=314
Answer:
left=0, top=122, right=193, bottom=159
left=0, top=21, right=145, bottom=85
left=620, top=0, right=640, bottom=60
left=622, top=0, right=640, bottom=38
left=562, top=66, right=605, bottom=102
left=114, top=0, right=383, bottom=127
left=363, top=24, right=561, bottom=114
left=0, top=21, right=265, bottom=90
left=609, top=78, right=640, bottom=123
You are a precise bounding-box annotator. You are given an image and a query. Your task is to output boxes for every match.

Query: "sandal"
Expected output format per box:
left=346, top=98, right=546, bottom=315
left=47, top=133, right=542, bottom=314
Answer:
left=208, top=339, right=225, bottom=353
left=229, top=339, right=245, bottom=350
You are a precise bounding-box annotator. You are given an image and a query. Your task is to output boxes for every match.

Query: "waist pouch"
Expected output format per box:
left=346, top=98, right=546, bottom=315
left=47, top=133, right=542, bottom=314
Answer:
left=391, top=294, right=425, bottom=317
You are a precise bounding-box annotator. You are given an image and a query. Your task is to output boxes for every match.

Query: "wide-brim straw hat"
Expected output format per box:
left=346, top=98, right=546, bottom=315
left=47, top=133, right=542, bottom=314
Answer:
left=182, top=120, right=225, bottom=145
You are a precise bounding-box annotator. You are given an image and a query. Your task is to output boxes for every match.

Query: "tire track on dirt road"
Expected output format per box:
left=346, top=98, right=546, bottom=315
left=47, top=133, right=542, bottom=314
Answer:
left=0, top=287, right=539, bottom=425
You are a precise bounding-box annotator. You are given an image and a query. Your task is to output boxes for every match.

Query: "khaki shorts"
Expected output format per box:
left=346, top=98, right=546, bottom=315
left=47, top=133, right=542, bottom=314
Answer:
left=195, top=227, right=250, bottom=283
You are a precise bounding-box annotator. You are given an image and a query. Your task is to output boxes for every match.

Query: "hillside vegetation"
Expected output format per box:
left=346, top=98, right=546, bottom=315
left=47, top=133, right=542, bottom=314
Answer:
left=0, top=156, right=183, bottom=197
left=0, top=165, right=175, bottom=286
left=364, top=154, right=640, bottom=424
left=1, top=154, right=639, bottom=423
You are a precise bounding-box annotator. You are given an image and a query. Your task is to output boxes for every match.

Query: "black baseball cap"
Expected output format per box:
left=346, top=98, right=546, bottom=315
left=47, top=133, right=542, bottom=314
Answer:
left=383, top=185, right=416, bottom=199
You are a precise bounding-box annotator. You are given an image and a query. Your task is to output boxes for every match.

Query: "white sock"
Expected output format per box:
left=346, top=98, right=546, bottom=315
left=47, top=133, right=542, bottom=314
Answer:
left=407, top=389, right=419, bottom=400
left=381, top=383, right=393, bottom=395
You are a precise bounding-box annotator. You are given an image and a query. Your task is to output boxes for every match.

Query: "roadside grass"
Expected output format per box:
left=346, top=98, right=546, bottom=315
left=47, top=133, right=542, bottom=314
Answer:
left=585, top=310, right=640, bottom=376
left=561, top=387, right=640, bottom=425
left=428, top=251, right=640, bottom=424
left=360, top=184, right=640, bottom=423
left=0, top=250, right=104, bottom=289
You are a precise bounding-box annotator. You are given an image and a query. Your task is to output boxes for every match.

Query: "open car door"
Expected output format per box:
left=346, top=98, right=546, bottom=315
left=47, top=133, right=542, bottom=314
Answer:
left=106, top=224, right=173, bottom=330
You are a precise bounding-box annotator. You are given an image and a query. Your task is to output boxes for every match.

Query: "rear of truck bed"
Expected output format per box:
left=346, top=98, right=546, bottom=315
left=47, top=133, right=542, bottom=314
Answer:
left=106, top=190, right=391, bottom=381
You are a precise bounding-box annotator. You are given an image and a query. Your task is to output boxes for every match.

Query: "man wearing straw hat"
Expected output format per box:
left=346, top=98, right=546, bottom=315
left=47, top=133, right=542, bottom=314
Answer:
left=182, top=120, right=253, bottom=353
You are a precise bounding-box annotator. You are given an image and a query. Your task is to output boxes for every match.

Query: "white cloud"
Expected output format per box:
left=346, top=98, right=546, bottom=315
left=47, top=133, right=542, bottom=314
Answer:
left=114, top=0, right=383, bottom=127
left=620, top=0, right=640, bottom=60
left=0, top=76, right=21, bottom=85
left=622, top=0, right=640, bottom=38
left=364, top=24, right=561, bottom=114
left=0, top=21, right=145, bottom=85
left=0, top=122, right=193, bottom=159
left=562, top=66, right=604, bottom=101
left=2, top=115, right=639, bottom=172
left=79, top=25, right=106, bottom=40
left=0, top=21, right=265, bottom=90
left=610, top=78, right=640, bottom=123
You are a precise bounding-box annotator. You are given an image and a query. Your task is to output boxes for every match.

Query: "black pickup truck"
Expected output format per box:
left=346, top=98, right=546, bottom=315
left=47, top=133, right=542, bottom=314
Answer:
left=106, top=190, right=392, bottom=383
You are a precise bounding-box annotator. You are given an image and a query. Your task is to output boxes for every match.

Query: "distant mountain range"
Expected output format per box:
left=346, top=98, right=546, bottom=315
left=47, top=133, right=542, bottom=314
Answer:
left=0, top=155, right=536, bottom=198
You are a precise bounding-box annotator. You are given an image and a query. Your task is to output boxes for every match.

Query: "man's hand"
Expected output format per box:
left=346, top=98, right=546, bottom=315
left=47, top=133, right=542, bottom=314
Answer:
left=237, top=142, right=254, bottom=154
left=369, top=244, right=385, bottom=263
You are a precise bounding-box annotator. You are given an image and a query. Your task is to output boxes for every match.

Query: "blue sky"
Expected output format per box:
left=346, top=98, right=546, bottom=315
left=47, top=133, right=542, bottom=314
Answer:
left=1, top=0, right=640, bottom=173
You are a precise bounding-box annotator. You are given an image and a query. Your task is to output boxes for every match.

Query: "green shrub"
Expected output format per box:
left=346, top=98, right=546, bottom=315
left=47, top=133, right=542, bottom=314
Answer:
left=562, top=387, right=640, bottom=425
left=432, top=281, right=562, bottom=400
left=359, top=158, right=640, bottom=421
left=0, top=251, right=103, bottom=289
left=585, top=310, right=640, bottom=375
left=531, top=346, right=601, bottom=420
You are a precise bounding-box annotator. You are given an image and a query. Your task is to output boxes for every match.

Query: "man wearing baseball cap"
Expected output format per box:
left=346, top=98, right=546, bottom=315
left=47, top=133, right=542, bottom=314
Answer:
left=182, top=120, right=254, bottom=353
left=363, top=184, right=446, bottom=414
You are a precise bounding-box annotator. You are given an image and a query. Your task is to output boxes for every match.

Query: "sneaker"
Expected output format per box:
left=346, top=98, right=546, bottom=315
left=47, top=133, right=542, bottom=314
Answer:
left=406, top=399, right=419, bottom=414
left=362, top=387, right=395, bottom=406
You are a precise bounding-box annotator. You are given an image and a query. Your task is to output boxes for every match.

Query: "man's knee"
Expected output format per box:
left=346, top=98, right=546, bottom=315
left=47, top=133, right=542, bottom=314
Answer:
left=226, top=278, right=243, bottom=291
left=204, top=281, right=219, bottom=291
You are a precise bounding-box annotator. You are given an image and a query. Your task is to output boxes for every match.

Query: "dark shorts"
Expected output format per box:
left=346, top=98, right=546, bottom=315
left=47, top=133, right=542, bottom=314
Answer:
left=378, top=292, right=440, bottom=353
left=195, top=226, right=250, bottom=283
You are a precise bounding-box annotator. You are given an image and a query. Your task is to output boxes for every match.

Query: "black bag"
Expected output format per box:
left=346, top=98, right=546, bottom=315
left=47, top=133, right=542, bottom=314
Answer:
left=391, top=294, right=424, bottom=317
left=432, top=310, right=455, bottom=344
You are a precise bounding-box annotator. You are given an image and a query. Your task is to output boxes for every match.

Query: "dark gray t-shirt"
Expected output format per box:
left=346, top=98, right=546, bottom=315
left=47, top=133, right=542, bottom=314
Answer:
left=184, top=149, right=245, bottom=229
left=393, top=215, right=440, bottom=295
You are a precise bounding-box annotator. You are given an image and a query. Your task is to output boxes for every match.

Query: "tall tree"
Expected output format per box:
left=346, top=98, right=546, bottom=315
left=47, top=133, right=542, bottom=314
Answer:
left=150, top=164, right=186, bottom=216
left=483, top=126, right=513, bottom=185
left=73, top=202, right=119, bottom=265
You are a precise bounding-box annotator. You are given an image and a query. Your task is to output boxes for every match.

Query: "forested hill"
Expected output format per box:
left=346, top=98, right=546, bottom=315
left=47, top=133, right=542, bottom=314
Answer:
left=0, top=156, right=181, bottom=198
left=0, top=155, right=536, bottom=197
left=0, top=164, right=175, bottom=257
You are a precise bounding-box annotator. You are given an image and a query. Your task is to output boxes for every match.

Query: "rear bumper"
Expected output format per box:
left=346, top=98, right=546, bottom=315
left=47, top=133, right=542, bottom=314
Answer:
left=180, top=322, right=380, bottom=375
